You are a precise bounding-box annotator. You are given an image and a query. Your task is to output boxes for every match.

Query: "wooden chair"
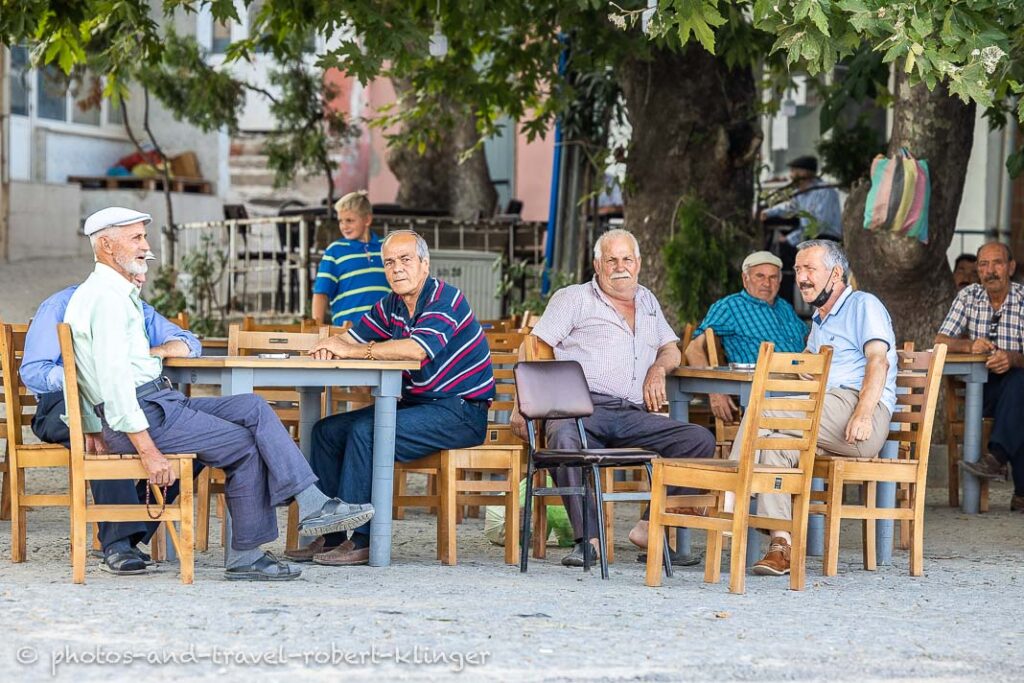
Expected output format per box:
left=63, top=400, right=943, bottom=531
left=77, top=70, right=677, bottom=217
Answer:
left=391, top=329, right=526, bottom=565
left=1, top=323, right=73, bottom=562
left=645, top=342, right=833, bottom=593
left=241, top=316, right=316, bottom=333
left=201, top=324, right=328, bottom=552
left=810, top=345, right=947, bottom=577
left=57, top=324, right=195, bottom=584
left=704, top=328, right=742, bottom=452
left=943, top=376, right=993, bottom=511
left=170, top=311, right=190, bottom=329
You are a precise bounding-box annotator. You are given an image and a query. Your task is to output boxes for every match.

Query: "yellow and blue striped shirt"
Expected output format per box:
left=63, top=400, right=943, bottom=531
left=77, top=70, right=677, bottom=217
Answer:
left=313, top=233, right=390, bottom=324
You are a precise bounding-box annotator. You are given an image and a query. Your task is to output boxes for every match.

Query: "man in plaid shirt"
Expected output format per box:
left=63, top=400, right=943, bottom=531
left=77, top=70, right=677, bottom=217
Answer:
left=936, top=242, right=1024, bottom=512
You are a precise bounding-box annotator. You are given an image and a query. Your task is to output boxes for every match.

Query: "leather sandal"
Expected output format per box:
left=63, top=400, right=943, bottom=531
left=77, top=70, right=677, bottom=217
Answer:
left=224, top=552, right=302, bottom=581
left=100, top=551, right=148, bottom=576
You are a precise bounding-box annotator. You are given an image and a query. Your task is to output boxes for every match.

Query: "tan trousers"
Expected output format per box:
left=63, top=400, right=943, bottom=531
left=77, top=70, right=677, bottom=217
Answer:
left=729, top=388, right=891, bottom=522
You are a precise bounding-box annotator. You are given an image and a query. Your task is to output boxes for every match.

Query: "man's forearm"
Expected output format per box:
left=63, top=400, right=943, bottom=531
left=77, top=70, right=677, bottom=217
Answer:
left=935, top=334, right=973, bottom=354
left=684, top=336, right=710, bottom=368
left=654, top=343, right=681, bottom=373
left=312, top=294, right=329, bottom=324
left=151, top=339, right=190, bottom=359
left=854, top=356, right=888, bottom=417
left=370, top=338, right=427, bottom=361
left=126, top=429, right=161, bottom=457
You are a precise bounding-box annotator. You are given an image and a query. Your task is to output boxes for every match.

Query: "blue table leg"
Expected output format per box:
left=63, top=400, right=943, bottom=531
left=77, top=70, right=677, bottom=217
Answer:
left=874, top=439, right=899, bottom=566
left=369, top=370, right=403, bottom=567
left=961, top=379, right=984, bottom=514
left=807, top=478, right=825, bottom=556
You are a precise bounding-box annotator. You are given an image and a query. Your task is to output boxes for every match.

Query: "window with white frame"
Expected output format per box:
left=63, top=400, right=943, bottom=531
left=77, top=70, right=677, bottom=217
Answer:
left=9, top=45, right=122, bottom=129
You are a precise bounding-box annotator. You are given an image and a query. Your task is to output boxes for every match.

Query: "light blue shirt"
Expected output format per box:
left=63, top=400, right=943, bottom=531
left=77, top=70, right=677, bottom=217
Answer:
left=807, top=287, right=898, bottom=415
left=764, top=179, right=843, bottom=245
left=20, top=284, right=201, bottom=397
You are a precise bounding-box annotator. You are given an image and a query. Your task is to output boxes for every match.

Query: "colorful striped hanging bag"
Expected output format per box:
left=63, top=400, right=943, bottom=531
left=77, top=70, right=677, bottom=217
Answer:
left=862, top=147, right=931, bottom=243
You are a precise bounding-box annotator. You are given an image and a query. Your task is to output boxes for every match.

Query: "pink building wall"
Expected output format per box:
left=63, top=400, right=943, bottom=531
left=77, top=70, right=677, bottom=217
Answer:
left=328, top=70, right=554, bottom=221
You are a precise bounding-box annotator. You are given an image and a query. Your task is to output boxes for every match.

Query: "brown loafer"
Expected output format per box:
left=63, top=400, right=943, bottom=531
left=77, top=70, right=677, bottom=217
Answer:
left=751, top=537, right=791, bottom=576
left=1011, top=495, right=1024, bottom=513
left=283, top=536, right=350, bottom=563
left=313, top=543, right=369, bottom=566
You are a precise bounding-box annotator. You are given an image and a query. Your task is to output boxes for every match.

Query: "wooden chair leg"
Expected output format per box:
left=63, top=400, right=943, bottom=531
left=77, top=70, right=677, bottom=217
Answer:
left=393, top=470, right=407, bottom=520
left=862, top=481, right=877, bottom=571
left=438, top=455, right=457, bottom=565
left=427, top=474, right=438, bottom=515
left=602, top=468, right=615, bottom=564
left=196, top=469, right=211, bottom=552
left=790, top=490, right=812, bottom=592
left=150, top=524, right=166, bottom=562
left=909, top=502, right=925, bottom=577
left=947, top=445, right=960, bottom=508
left=727, top=483, right=751, bottom=595
left=92, top=523, right=102, bottom=552
left=504, top=456, right=522, bottom=566
left=644, top=463, right=667, bottom=587
left=10, top=456, right=26, bottom=562
left=285, top=502, right=299, bottom=551
left=979, top=478, right=990, bottom=513
left=823, top=466, right=843, bottom=577
left=71, top=475, right=87, bottom=584
left=0, top=460, right=10, bottom=521
left=465, top=471, right=483, bottom=519
left=896, top=482, right=911, bottom=551
left=179, top=461, right=195, bottom=585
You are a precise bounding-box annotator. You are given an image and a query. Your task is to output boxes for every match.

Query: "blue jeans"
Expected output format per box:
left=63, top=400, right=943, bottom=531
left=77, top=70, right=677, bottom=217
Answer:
left=310, top=397, right=489, bottom=536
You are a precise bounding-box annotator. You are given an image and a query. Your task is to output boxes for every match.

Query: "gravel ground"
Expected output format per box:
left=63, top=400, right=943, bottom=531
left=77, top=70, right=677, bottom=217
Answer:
left=2, top=255, right=1022, bottom=681
left=1, top=471, right=1021, bottom=683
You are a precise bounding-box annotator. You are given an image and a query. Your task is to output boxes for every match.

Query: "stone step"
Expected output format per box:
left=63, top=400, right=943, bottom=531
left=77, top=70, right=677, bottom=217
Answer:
left=229, top=169, right=278, bottom=186
left=228, top=153, right=271, bottom=169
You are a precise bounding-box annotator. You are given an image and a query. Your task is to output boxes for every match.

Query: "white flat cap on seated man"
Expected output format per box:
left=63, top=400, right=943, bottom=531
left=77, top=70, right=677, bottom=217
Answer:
left=83, top=207, right=153, bottom=236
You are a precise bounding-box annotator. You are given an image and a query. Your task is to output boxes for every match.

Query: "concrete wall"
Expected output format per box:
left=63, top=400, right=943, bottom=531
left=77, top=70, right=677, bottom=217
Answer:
left=514, top=123, right=554, bottom=222
left=7, top=181, right=87, bottom=261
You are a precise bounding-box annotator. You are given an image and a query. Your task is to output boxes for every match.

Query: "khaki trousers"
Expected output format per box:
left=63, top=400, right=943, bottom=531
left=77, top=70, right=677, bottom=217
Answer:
left=728, top=388, right=891, bottom=522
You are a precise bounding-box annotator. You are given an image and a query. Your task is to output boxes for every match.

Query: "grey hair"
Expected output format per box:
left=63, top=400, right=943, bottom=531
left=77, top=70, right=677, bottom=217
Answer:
left=382, top=229, right=430, bottom=260
left=797, top=239, right=849, bottom=283
left=88, top=227, right=114, bottom=250
left=593, top=228, right=641, bottom=260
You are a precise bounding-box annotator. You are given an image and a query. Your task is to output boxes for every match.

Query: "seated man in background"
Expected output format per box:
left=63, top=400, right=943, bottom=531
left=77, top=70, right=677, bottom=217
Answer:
left=953, top=253, right=980, bottom=290
left=20, top=245, right=202, bottom=575
left=512, top=228, right=716, bottom=567
left=685, top=250, right=808, bottom=423
left=936, top=242, right=1024, bottom=512
left=65, top=206, right=366, bottom=581
left=299, top=230, right=494, bottom=566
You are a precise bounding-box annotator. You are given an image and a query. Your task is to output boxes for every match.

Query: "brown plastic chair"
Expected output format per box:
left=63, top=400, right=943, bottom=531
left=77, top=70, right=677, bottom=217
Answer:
left=514, top=359, right=674, bottom=580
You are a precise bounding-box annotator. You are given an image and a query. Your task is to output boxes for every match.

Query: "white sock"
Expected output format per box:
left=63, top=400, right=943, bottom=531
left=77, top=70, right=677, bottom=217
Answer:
left=294, top=485, right=331, bottom=521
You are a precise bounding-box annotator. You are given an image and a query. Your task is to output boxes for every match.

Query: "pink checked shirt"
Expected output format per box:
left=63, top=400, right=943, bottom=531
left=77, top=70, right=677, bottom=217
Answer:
left=532, top=278, right=678, bottom=405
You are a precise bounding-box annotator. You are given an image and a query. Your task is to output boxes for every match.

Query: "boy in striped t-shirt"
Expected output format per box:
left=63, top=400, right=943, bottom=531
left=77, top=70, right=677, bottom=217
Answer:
left=312, top=191, right=391, bottom=325
left=294, top=230, right=495, bottom=566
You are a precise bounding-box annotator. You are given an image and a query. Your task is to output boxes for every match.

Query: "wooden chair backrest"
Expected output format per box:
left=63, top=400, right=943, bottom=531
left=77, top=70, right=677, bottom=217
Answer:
left=704, top=327, right=740, bottom=445
left=523, top=334, right=554, bottom=361
left=55, top=324, right=88, bottom=461
left=480, top=318, right=512, bottom=332
left=170, top=311, right=190, bottom=330
left=0, top=323, right=38, bottom=442
left=519, top=311, right=541, bottom=332
left=678, top=322, right=696, bottom=358
left=241, top=316, right=316, bottom=334
left=890, top=345, right=947, bottom=469
left=488, top=330, right=526, bottom=417
left=228, top=324, right=328, bottom=356
left=737, top=342, right=833, bottom=483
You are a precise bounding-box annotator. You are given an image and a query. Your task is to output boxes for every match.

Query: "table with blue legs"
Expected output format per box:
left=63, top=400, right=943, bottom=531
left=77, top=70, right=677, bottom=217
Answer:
left=666, top=367, right=763, bottom=568
left=163, top=356, right=418, bottom=567
left=942, top=354, right=990, bottom=514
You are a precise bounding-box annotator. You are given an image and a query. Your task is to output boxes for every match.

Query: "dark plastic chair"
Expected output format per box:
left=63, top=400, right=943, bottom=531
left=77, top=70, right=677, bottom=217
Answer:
left=513, top=360, right=673, bottom=580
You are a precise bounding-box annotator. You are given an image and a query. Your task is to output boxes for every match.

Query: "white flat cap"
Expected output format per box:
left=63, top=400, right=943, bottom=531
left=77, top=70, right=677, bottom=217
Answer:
left=742, top=250, right=783, bottom=271
left=83, top=206, right=152, bottom=236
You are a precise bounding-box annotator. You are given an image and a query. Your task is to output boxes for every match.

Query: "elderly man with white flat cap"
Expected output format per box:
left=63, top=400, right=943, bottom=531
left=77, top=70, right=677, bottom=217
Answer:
left=684, top=250, right=809, bottom=423
left=61, top=206, right=373, bottom=581
left=20, top=207, right=206, bottom=575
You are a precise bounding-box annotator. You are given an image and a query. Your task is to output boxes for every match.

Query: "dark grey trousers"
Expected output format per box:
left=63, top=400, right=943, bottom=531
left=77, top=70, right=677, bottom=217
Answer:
left=101, top=390, right=317, bottom=550
left=545, top=393, right=716, bottom=541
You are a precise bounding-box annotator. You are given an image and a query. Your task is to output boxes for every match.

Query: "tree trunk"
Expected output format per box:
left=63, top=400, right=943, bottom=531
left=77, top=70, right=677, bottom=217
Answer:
left=618, top=45, right=760, bottom=325
left=386, top=79, right=496, bottom=219
left=844, top=71, right=976, bottom=347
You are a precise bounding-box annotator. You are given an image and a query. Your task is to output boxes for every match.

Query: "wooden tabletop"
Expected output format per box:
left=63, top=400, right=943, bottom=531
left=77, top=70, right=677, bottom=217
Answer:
left=944, top=353, right=990, bottom=363
left=165, top=356, right=420, bottom=370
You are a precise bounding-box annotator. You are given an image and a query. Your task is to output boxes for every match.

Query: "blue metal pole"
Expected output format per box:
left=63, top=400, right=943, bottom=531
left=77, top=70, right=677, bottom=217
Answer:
left=542, top=41, right=569, bottom=295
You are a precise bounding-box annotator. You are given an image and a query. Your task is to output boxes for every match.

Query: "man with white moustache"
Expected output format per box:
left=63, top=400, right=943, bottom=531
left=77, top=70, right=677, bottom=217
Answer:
left=511, top=229, right=716, bottom=567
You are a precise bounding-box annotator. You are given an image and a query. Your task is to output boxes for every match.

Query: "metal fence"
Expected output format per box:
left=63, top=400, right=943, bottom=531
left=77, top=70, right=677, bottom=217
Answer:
left=168, top=215, right=545, bottom=321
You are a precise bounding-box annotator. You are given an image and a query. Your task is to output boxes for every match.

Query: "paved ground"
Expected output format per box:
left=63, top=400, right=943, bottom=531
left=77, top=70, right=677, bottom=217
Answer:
left=1, top=468, right=1021, bottom=682
left=2, top=255, right=1022, bottom=681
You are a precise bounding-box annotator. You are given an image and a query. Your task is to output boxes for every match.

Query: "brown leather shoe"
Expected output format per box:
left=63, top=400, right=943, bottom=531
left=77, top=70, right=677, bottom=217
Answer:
left=313, top=543, right=369, bottom=566
left=1011, top=495, right=1024, bottom=513
left=283, top=536, right=349, bottom=563
left=751, top=537, right=791, bottom=576
left=960, top=452, right=1006, bottom=480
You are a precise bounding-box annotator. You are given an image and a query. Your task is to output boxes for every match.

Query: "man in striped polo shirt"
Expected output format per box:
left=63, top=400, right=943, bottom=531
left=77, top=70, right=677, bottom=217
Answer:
left=311, top=191, right=391, bottom=325
left=685, top=250, right=808, bottom=422
left=298, top=230, right=495, bottom=566
left=512, top=229, right=717, bottom=568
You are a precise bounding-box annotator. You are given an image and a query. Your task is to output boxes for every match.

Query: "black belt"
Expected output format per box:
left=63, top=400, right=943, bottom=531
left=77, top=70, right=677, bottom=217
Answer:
left=135, top=376, right=173, bottom=399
